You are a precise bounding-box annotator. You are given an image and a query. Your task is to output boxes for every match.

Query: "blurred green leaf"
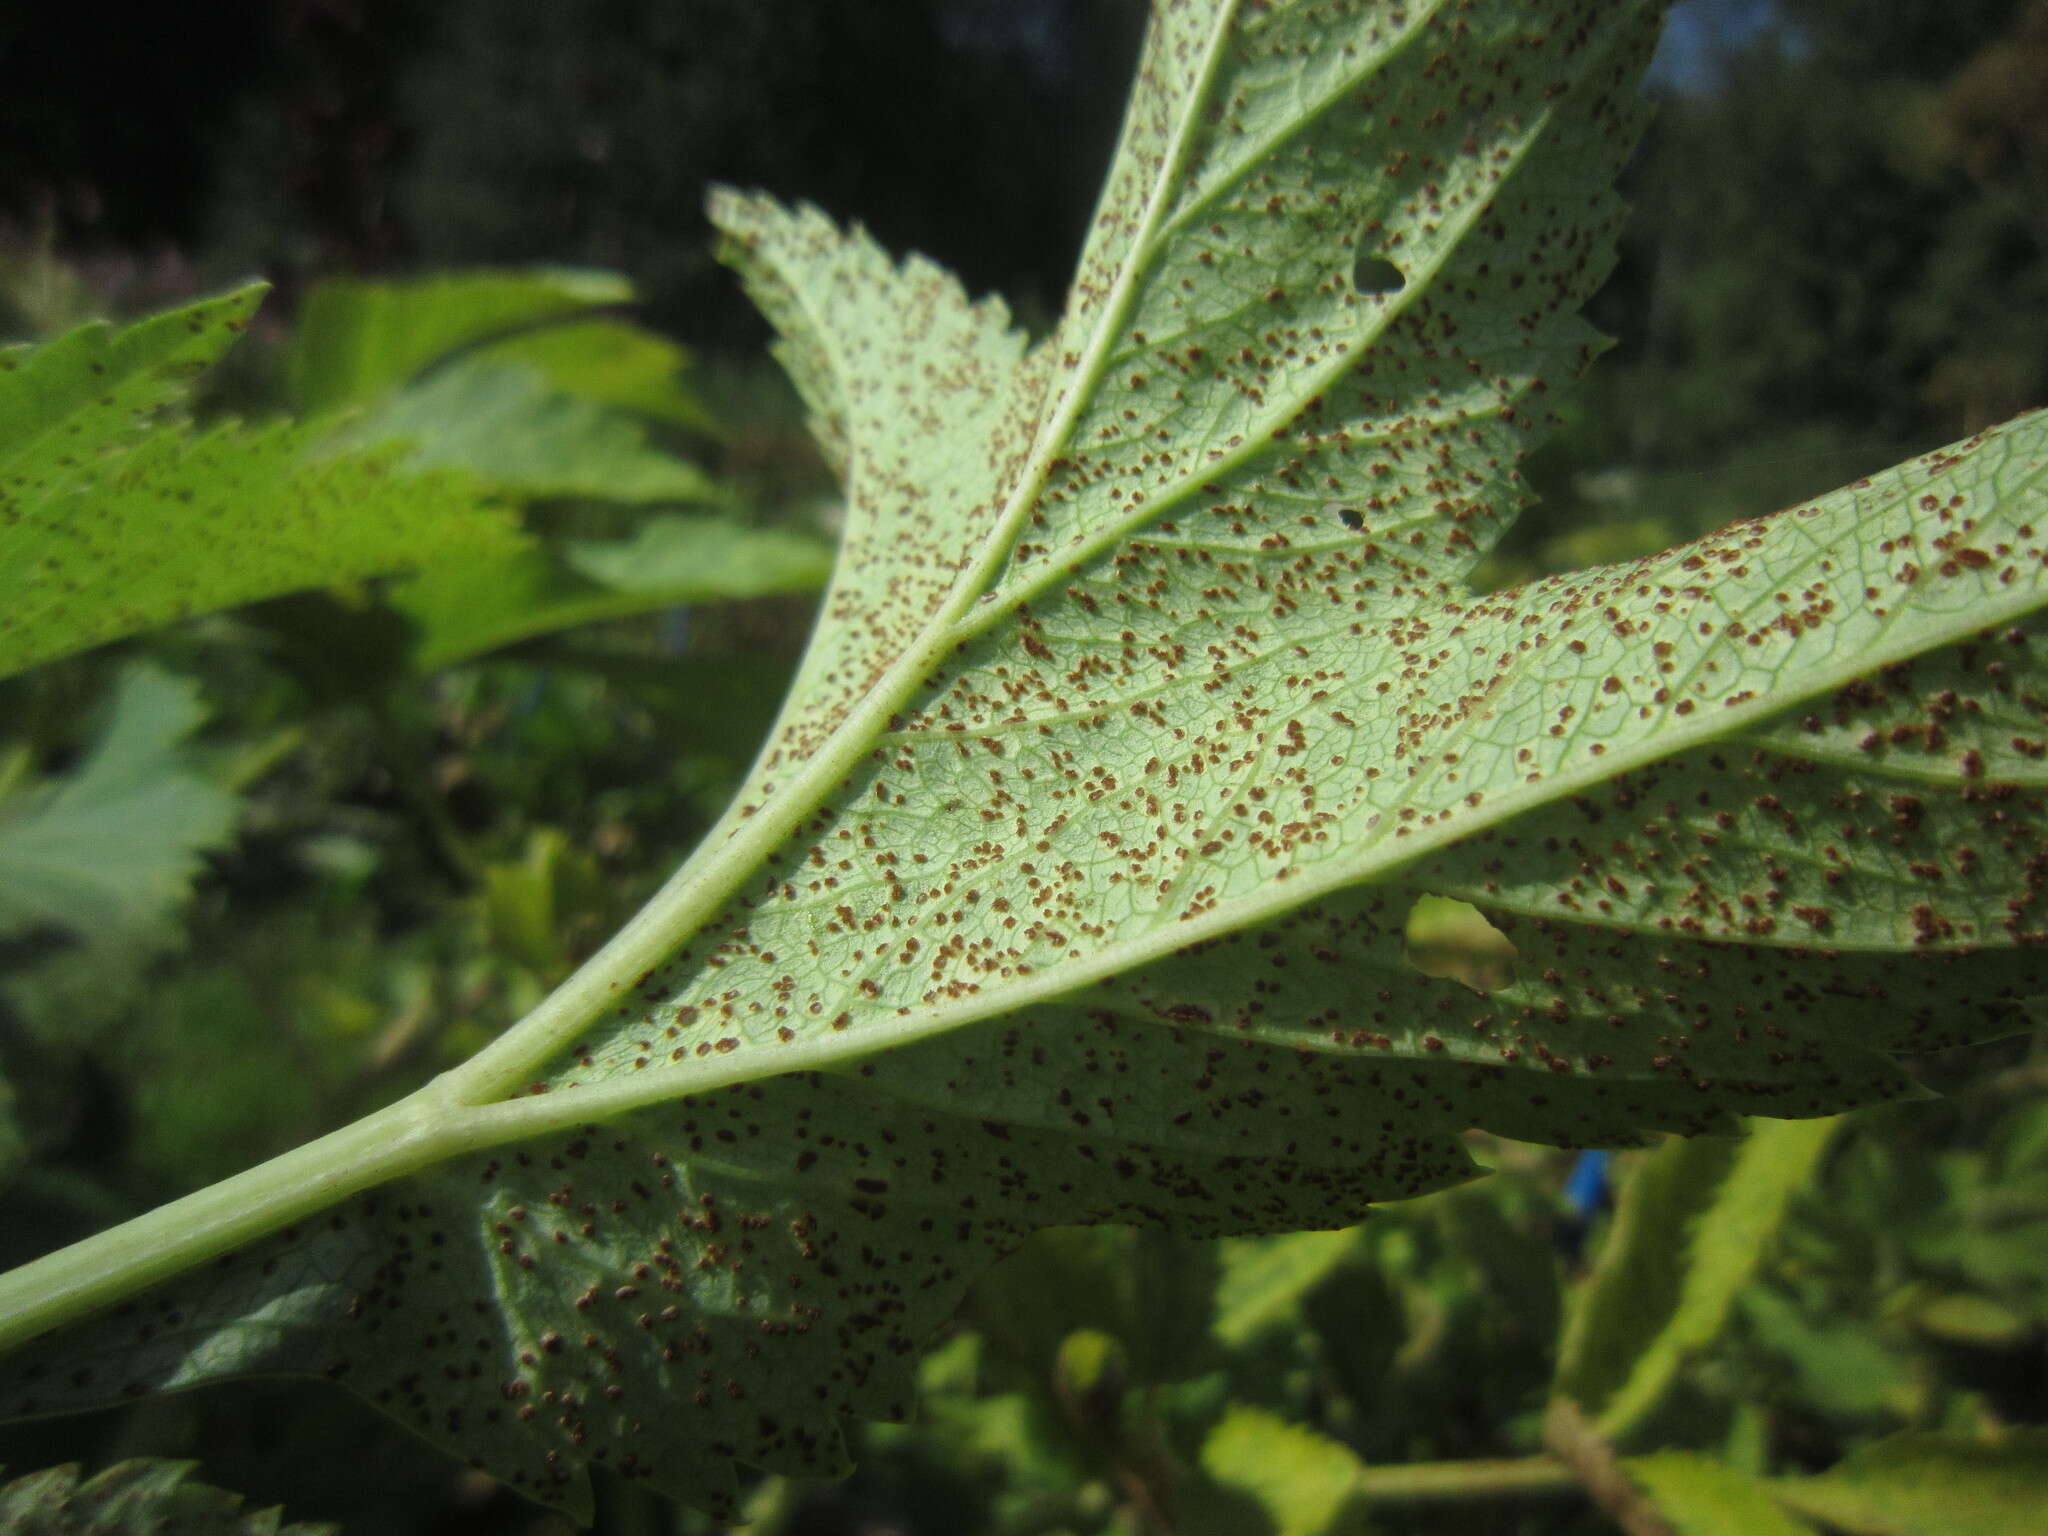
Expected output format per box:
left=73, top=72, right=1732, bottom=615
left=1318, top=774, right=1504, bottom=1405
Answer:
left=127, top=964, right=324, bottom=1189
left=1769, top=1431, right=2048, bottom=1536
left=0, top=1458, right=336, bottom=1535
left=332, top=358, right=720, bottom=504
left=970, top=1228, right=1221, bottom=1387
left=471, top=318, right=717, bottom=434
left=562, top=512, right=829, bottom=593
left=1901, top=1291, right=2032, bottom=1350
left=1435, top=1182, right=1561, bottom=1352
left=1200, top=1405, right=1366, bottom=1536
left=390, top=514, right=831, bottom=671
left=289, top=267, right=634, bottom=415
left=480, top=827, right=607, bottom=980
left=1738, top=1282, right=1921, bottom=1421
left=1555, top=1117, right=1844, bottom=1439
left=0, top=286, right=525, bottom=682
left=1212, top=1229, right=1359, bottom=1349
left=0, top=665, right=236, bottom=939
left=1626, top=1452, right=1819, bottom=1535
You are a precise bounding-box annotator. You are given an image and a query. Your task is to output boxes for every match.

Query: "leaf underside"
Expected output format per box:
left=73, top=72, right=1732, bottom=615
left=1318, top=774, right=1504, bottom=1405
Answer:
left=3, top=0, right=2045, bottom=1520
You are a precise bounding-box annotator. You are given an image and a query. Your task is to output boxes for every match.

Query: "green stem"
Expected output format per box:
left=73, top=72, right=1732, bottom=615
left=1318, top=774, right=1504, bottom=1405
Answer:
left=0, top=1077, right=474, bottom=1355
left=1353, top=1455, right=1579, bottom=1502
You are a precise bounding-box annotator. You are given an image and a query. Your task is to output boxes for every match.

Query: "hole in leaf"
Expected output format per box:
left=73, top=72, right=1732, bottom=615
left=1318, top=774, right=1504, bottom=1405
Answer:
left=1403, top=895, right=1517, bottom=994
left=1332, top=505, right=1365, bottom=530
left=1352, top=252, right=1405, bottom=296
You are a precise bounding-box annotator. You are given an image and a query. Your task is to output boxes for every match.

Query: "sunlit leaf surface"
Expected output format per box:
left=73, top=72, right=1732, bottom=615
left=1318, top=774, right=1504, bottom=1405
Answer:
left=0, top=287, right=522, bottom=682
left=1, top=0, right=2043, bottom=1519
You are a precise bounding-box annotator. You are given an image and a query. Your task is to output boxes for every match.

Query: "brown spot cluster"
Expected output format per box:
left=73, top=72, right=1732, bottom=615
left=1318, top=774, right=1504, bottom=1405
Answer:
left=1417, top=614, right=2048, bottom=952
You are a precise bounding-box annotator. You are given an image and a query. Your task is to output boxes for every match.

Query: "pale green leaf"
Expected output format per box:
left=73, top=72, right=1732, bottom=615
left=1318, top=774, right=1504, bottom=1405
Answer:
left=390, top=514, right=831, bottom=670
left=0, top=1459, right=335, bottom=1535
left=1769, top=1431, right=2048, bottom=1536
left=0, top=665, right=236, bottom=939
left=0, top=1, right=2044, bottom=1523
left=1553, top=1118, right=1843, bottom=1438
left=289, top=267, right=633, bottom=415
left=1200, top=1405, right=1365, bottom=1536
left=0, top=288, right=524, bottom=682
left=1626, top=1452, right=1819, bottom=1536
left=330, top=358, right=719, bottom=504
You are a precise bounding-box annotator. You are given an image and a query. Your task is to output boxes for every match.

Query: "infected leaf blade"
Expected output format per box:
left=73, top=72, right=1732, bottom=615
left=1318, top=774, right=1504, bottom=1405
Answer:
left=541, top=0, right=1672, bottom=1099
left=706, top=189, right=1043, bottom=815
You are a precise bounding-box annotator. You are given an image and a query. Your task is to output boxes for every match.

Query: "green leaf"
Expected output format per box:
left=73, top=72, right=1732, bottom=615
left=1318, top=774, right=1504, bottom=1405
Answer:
left=1, top=0, right=2045, bottom=1522
left=0, top=1459, right=335, bottom=1535
left=389, top=514, right=832, bottom=670
left=1737, top=1282, right=1921, bottom=1421
left=561, top=513, right=829, bottom=593
left=1200, top=1406, right=1366, bottom=1536
left=1626, top=1452, right=1820, bottom=1536
left=1553, top=1117, right=1843, bottom=1438
left=0, top=665, right=236, bottom=939
left=1769, top=1431, right=2048, bottom=1536
left=470, top=318, right=717, bottom=434
left=289, top=267, right=636, bottom=415
left=1211, top=1229, right=1358, bottom=1348
left=0, top=287, right=524, bottom=682
left=331, top=357, right=720, bottom=504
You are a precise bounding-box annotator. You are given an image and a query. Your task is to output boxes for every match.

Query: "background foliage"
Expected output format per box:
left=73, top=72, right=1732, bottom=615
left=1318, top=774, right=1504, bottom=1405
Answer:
left=0, top=1, right=2044, bottom=1532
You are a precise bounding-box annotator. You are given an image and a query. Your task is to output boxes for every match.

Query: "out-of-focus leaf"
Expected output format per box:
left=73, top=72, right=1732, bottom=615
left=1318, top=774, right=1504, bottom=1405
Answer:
left=480, top=827, right=607, bottom=980
left=332, top=359, right=719, bottom=504
left=563, top=512, right=830, bottom=594
left=0, top=666, right=235, bottom=939
left=970, top=1228, right=1220, bottom=1387
left=1769, top=1431, right=2048, bottom=1536
left=1553, top=1117, right=1843, bottom=1438
left=1200, top=1406, right=1365, bottom=1536
left=0, top=1458, right=336, bottom=1535
left=0, top=285, right=524, bottom=682
left=390, top=514, right=830, bottom=671
left=471, top=319, right=716, bottom=434
left=1626, top=1452, right=1819, bottom=1536
left=1902, top=1291, right=2031, bottom=1349
left=1738, top=1282, right=1920, bottom=1420
left=1436, top=1182, right=1561, bottom=1349
left=126, top=962, right=327, bottom=1188
left=1212, top=1230, right=1358, bottom=1348
left=289, top=267, right=632, bottom=415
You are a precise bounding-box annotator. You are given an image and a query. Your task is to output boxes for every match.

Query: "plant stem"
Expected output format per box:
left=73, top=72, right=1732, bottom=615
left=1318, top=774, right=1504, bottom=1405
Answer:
left=0, top=1077, right=472, bottom=1355
left=1352, top=1455, right=1580, bottom=1502
left=1543, top=1397, right=1674, bottom=1536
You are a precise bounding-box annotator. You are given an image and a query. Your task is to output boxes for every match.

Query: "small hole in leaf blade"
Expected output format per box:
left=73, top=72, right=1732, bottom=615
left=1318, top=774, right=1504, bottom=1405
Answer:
left=1353, top=253, right=1405, bottom=295
left=1403, top=895, right=1517, bottom=994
